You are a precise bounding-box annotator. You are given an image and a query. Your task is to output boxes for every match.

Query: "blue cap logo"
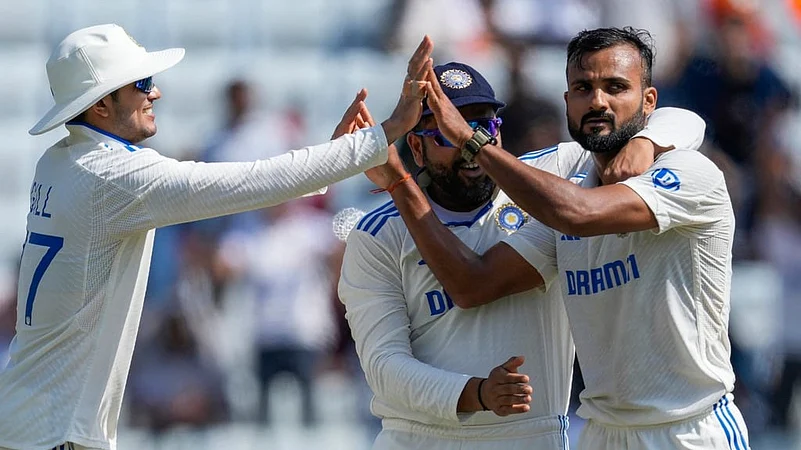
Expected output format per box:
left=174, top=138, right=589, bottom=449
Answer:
left=440, top=69, right=473, bottom=89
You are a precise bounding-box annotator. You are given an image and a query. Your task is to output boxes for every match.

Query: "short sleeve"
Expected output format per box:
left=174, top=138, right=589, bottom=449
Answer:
left=502, top=219, right=559, bottom=288
left=620, top=150, right=730, bottom=235
left=634, top=107, right=706, bottom=152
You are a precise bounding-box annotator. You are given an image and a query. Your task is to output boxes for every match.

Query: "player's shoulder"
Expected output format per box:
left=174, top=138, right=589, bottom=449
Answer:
left=655, top=148, right=722, bottom=175
left=518, top=142, right=589, bottom=177
left=351, top=200, right=403, bottom=240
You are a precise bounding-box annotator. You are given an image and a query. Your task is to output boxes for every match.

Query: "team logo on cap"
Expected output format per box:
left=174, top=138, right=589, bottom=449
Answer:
left=440, top=69, right=473, bottom=89
left=495, top=203, right=527, bottom=232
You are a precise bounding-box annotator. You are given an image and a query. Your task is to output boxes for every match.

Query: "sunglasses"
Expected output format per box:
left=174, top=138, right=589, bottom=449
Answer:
left=414, top=117, right=502, bottom=148
left=134, top=76, right=155, bottom=94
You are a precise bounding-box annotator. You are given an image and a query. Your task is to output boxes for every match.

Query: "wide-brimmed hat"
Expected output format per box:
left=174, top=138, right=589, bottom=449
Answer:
left=421, top=62, right=506, bottom=117
left=29, top=24, right=185, bottom=135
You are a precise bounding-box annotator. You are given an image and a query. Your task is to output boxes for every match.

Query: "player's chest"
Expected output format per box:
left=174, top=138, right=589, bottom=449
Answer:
left=554, top=231, right=647, bottom=298
left=399, top=204, right=528, bottom=321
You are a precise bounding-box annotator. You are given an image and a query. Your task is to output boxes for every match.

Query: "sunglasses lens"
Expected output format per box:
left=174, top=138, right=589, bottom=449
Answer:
left=136, top=77, right=153, bottom=93
left=433, top=135, right=456, bottom=147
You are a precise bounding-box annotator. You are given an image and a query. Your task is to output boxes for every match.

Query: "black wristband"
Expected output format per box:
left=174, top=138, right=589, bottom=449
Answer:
left=477, top=378, right=489, bottom=411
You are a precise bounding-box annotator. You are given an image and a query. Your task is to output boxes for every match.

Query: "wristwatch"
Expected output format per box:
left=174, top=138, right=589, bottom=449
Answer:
left=461, top=125, right=497, bottom=162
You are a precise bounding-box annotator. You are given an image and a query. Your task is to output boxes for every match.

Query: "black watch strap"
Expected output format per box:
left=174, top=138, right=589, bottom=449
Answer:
left=461, top=126, right=496, bottom=162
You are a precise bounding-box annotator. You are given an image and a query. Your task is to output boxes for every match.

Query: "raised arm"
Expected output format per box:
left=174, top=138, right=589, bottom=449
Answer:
left=365, top=146, right=547, bottom=308
left=422, top=67, right=703, bottom=237
left=100, top=37, right=437, bottom=235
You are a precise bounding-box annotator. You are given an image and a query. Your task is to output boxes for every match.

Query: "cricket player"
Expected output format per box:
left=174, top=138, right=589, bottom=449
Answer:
left=366, top=28, right=749, bottom=449
left=341, top=61, right=706, bottom=449
left=0, top=24, right=432, bottom=450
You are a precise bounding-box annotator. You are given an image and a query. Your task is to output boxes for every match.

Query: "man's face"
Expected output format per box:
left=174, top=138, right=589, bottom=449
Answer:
left=107, top=81, right=161, bottom=143
left=411, top=104, right=500, bottom=209
left=564, top=44, right=655, bottom=154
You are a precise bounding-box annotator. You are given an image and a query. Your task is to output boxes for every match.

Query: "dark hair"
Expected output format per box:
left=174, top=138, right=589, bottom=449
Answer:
left=566, top=27, right=656, bottom=87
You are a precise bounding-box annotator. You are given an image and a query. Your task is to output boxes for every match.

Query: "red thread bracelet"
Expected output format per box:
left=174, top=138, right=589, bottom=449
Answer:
left=370, top=173, right=412, bottom=194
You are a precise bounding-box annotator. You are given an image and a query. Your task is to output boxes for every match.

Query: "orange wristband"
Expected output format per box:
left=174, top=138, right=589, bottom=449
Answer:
left=370, top=173, right=412, bottom=194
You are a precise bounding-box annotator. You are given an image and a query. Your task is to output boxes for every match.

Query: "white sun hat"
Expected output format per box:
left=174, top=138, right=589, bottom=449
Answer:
left=29, top=24, right=185, bottom=135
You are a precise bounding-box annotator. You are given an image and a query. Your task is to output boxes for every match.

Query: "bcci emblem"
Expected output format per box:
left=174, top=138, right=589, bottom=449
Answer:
left=495, top=203, right=527, bottom=232
left=440, top=69, right=473, bottom=89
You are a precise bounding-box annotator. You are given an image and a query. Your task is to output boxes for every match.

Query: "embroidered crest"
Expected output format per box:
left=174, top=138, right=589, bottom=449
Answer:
left=440, top=69, right=473, bottom=89
left=495, top=203, right=527, bottom=232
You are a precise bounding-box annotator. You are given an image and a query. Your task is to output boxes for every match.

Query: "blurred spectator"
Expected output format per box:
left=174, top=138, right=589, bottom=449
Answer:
left=216, top=199, right=340, bottom=427
left=660, top=0, right=794, bottom=259
left=384, top=0, right=490, bottom=59
left=600, top=0, right=701, bottom=82
left=753, top=111, right=801, bottom=432
left=195, top=79, right=308, bottom=239
left=128, top=311, right=229, bottom=432
left=497, top=41, right=564, bottom=156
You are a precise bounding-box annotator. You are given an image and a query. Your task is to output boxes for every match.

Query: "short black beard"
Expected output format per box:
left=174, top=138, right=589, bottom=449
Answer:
left=422, top=144, right=495, bottom=211
left=568, top=106, right=647, bottom=154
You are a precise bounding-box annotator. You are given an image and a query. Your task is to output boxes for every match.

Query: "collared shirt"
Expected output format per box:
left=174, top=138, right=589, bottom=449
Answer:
left=0, top=122, right=387, bottom=450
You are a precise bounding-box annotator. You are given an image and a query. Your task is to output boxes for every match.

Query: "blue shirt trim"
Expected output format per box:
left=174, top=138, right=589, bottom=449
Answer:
left=519, top=145, right=558, bottom=161
left=66, top=120, right=139, bottom=152
left=442, top=201, right=494, bottom=227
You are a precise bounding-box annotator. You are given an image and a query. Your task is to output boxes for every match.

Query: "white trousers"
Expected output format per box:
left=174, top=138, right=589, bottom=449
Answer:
left=373, top=414, right=571, bottom=450
left=577, top=395, right=750, bottom=450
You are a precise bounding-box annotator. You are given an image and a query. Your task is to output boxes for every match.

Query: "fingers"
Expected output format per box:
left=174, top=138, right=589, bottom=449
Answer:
left=355, top=113, right=368, bottom=129
left=501, top=355, right=525, bottom=373
left=412, top=57, right=433, bottom=84
left=407, top=36, right=433, bottom=80
left=358, top=101, right=376, bottom=127
left=425, top=62, right=446, bottom=99
left=342, top=89, right=368, bottom=120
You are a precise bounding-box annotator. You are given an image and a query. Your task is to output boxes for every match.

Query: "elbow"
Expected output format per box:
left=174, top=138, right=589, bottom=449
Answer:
left=449, top=291, right=486, bottom=309
left=447, top=278, right=506, bottom=309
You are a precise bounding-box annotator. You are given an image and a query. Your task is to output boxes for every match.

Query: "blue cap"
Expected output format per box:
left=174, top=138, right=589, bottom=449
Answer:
left=422, top=62, right=506, bottom=117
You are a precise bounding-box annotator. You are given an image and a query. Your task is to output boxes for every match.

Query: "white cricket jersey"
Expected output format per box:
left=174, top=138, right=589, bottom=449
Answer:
left=504, top=147, right=736, bottom=427
left=338, top=156, right=575, bottom=435
left=337, top=107, right=705, bottom=438
left=0, top=122, right=388, bottom=450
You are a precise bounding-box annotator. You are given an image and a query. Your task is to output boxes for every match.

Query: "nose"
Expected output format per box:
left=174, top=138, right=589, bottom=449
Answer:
left=589, top=89, right=608, bottom=111
left=147, top=86, right=162, bottom=101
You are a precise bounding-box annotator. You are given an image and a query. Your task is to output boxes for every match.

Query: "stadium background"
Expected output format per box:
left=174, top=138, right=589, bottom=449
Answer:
left=1, top=0, right=800, bottom=448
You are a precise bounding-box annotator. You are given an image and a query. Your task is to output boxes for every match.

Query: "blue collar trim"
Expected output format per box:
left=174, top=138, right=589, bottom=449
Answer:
left=67, top=120, right=139, bottom=151
left=442, top=201, right=494, bottom=228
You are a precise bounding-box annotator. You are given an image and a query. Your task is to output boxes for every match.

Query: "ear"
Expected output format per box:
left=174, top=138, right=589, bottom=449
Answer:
left=643, top=86, right=657, bottom=115
left=406, top=133, right=425, bottom=168
left=88, top=95, right=114, bottom=119
left=563, top=91, right=568, bottom=106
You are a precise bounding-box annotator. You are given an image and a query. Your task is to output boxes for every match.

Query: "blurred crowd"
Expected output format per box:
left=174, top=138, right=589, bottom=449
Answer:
left=1, top=0, right=801, bottom=447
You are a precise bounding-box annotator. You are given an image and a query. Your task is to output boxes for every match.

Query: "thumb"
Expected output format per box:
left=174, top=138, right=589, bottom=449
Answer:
left=501, top=356, right=525, bottom=373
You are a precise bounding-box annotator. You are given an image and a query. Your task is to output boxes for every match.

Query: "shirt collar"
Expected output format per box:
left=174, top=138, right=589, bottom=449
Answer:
left=65, top=121, right=141, bottom=152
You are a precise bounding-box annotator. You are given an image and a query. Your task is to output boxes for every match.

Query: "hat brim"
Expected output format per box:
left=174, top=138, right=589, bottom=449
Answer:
left=422, top=96, right=506, bottom=117
left=29, top=47, right=185, bottom=135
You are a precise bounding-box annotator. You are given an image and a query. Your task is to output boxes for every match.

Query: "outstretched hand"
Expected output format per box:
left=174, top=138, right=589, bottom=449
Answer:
left=380, top=36, right=434, bottom=145
left=481, top=356, right=533, bottom=416
left=331, top=88, right=375, bottom=139
left=422, top=62, right=475, bottom=152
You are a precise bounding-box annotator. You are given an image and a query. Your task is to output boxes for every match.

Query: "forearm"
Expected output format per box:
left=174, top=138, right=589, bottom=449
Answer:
left=457, top=377, right=485, bottom=412
left=139, top=126, right=388, bottom=230
left=388, top=181, right=509, bottom=306
left=477, top=145, right=593, bottom=236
